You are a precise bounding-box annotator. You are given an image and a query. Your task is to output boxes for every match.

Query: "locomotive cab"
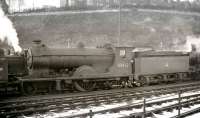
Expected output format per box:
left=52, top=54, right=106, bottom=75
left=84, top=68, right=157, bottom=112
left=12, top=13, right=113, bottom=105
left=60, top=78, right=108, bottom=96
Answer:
left=109, top=46, right=134, bottom=76
left=0, top=49, right=8, bottom=82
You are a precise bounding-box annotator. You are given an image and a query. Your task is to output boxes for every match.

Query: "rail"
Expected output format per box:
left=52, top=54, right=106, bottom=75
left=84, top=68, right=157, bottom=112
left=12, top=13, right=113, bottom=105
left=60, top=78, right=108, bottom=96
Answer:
left=1, top=81, right=200, bottom=117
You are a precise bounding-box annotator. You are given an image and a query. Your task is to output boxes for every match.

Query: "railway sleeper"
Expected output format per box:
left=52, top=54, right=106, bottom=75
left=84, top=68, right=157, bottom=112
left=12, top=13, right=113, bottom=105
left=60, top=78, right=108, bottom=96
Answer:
left=2, top=84, right=200, bottom=117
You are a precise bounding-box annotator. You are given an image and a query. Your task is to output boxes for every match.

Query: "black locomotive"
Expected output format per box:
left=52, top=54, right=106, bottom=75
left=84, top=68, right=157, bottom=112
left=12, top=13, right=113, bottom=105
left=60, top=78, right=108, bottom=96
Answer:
left=0, top=40, right=199, bottom=95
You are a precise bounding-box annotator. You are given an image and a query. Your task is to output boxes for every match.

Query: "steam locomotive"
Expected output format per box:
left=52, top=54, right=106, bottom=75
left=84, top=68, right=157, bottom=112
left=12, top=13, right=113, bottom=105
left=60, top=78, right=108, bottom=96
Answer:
left=0, top=40, right=199, bottom=95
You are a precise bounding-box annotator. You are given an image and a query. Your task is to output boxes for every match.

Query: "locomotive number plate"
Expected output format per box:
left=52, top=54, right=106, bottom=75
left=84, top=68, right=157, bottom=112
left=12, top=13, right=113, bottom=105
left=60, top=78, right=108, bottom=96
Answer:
left=117, top=63, right=129, bottom=68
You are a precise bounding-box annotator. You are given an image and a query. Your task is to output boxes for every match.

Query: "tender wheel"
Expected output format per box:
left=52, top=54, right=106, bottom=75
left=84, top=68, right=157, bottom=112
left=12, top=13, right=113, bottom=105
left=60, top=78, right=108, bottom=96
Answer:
left=138, top=76, right=146, bottom=86
left=74, top=80, right=96, bottom=92
left=105, top=80, right=124, bottom=89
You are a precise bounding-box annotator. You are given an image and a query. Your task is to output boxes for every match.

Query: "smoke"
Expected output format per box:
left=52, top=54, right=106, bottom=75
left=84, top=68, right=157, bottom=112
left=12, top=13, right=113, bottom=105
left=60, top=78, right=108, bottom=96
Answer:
left=185, top=35, right=200, bottom=52
left=0, top=7, right=22, bottom=52
left=170, top=36, right=200, bottom=52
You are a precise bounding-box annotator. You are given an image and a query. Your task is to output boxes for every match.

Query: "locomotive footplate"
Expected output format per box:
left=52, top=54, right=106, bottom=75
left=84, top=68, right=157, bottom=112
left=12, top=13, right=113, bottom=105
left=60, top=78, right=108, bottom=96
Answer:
left=20, top=74, right=134, bottom=82
left=18, top=74, right=134, bottom=94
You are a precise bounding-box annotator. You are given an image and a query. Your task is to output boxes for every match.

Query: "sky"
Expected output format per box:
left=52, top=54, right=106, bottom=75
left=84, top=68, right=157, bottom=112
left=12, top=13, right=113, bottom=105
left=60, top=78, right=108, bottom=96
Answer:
left=5, top=0, right=199, bottom=13
left=7, top=0, right=61, bottom=12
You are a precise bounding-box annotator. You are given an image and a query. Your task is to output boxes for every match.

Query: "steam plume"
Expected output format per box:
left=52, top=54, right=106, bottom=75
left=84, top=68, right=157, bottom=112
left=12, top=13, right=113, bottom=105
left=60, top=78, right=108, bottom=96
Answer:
left=185, top=36, right=200, bottom=52
left=0, top=7, right=22, bottom=52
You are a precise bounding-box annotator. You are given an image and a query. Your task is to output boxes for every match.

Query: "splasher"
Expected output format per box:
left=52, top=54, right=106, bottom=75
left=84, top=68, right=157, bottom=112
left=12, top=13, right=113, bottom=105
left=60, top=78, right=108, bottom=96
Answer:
left=0, top=7, right=22, bottom=52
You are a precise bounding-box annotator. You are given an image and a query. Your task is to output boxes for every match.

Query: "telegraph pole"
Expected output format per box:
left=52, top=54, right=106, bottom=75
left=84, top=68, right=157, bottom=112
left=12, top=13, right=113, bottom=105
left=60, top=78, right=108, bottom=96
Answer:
left=32, top=0, right=35, bottom=10
left=118, top=0, right=121, bottom=46
left=19, top=0, right=22, bottom=12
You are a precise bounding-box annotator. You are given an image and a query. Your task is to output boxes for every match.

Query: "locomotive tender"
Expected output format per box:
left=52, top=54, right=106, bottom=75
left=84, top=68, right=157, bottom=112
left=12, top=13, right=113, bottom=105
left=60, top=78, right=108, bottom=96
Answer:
left=0, top=40, right=198, bottom=94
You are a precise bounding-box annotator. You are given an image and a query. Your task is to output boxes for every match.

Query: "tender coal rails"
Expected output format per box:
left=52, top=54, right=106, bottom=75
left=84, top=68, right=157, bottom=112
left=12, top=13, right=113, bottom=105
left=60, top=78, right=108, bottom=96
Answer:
left=0, top=40, right=199, bottom=95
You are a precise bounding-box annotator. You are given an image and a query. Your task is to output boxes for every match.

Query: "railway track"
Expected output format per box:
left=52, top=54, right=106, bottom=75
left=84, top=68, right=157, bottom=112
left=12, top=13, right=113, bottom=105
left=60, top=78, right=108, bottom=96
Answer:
left=69, top=90, right=200, bottom=118
left=1, top=81, right=200, bottom=118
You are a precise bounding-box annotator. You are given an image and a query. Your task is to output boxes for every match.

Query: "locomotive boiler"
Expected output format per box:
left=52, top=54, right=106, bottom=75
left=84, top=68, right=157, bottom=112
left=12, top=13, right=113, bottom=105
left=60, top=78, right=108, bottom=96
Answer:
left=27, top=40, right=115, bottom=77
left=22, top=40, right=122, bottom=93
